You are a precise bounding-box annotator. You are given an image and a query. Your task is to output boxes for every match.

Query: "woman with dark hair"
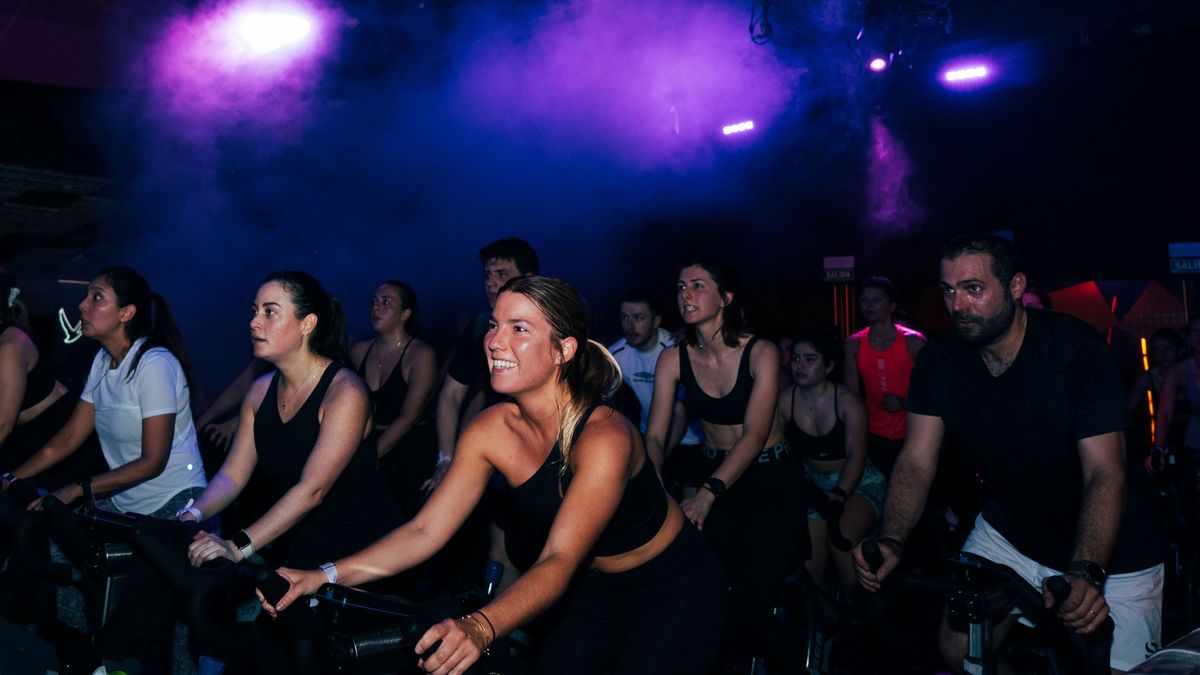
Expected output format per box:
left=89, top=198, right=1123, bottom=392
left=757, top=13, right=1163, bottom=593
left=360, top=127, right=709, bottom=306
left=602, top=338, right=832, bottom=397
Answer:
left=779, top=329, right=882, bottom=596
left=182, top=271, right=398, bottom=671
left=2, top=266, right=208, bottom=668
left=267, top=275, right=727, bottom=675
left=645, top=256, right=806, bottom=667
left=0, top=267, right=103, bottom=489
left=8, top=265, right=206, bottom=515
left=350, top=280, right=437, bottom=517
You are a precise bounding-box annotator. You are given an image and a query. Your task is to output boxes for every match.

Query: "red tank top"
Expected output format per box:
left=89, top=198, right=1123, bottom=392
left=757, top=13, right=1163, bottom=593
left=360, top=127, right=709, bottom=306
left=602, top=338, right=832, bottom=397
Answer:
left=853, top=325, right=918, bottom=440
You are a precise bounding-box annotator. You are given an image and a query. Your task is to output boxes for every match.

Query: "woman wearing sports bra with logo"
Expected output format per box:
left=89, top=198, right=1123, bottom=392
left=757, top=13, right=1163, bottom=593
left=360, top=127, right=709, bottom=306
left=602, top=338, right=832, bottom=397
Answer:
left=267, top=276, right=727, bottom=675
left=646, top=256, right=806, bottom=667
left=779, top=329, right=883, bottom=597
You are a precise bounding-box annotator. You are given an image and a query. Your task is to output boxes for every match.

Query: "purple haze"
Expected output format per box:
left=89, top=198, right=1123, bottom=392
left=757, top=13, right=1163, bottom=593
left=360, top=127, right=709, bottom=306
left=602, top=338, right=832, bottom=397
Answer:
left=865, top=116, right=926, bottom=234
left=450, top=0, right=802, bottom=169
left=143, top=0, right=340, bottom=144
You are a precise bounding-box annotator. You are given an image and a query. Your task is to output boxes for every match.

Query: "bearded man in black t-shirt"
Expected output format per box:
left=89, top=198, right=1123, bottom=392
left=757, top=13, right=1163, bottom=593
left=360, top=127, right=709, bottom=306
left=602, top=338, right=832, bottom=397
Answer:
left=853, top=234, right=1166, bottom=673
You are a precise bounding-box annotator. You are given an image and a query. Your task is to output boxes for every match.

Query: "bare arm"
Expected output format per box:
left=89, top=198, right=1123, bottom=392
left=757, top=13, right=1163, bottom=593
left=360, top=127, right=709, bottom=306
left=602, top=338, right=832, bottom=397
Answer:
left=435, top=375, right=469, bottom=458
left=834, top=389, right=869, bottom=495
left=272, top=406, right=503, bottom=606
left=853, top=411, right=944, bottom=589
left=644, top=346, right=680, bottom=473
left=843, top=337, right=861, bottom=394
left=1071, top=431, right=1125, bottom=567
left=186, top=377, right=270, bottom=521
left=0, top=338, right=29, bottom=446
left=190, top=371, right=373, bottom=565
left=375, top=344, right=437, bottom=458
left=877, top=412, right=944, bottom=542
left=196, top=359, right=258, bottom=428
left=11, top=400, right=95, bottom=480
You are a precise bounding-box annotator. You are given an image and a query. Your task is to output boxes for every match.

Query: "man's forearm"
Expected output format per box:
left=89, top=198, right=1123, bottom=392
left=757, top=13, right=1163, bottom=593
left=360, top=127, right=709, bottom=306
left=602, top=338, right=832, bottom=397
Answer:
left=1072, top=471, right=1124, bottom=567
left=879, top=453, right=936, bottom=543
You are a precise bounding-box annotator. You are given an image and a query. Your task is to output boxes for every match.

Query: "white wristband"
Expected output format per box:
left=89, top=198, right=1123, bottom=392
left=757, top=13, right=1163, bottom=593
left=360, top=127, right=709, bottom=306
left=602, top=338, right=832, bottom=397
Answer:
left=319, top=561, right=338, bottom=584
left=436, top=451, right=453, bottom=465
left=176, top=498, right=203, bottom=522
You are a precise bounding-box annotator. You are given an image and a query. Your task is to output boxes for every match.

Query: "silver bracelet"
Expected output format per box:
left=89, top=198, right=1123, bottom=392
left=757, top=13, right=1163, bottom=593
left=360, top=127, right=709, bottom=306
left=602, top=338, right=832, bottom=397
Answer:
left=319, top=561, right=339, bottom=584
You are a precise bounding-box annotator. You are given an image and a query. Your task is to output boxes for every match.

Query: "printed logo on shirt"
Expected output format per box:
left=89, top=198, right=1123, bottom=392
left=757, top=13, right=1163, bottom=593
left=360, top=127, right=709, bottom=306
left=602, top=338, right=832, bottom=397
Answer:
left=631, top=371, right=655, bottom=383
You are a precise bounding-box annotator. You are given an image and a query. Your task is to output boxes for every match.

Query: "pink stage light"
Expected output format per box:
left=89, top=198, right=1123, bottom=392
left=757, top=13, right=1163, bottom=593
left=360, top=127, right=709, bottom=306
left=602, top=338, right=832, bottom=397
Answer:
left=868, top=57, right=888, bottom=72
left=722, top=120, right=755, bottom=135
left=227, top=10, right=314, bottom=56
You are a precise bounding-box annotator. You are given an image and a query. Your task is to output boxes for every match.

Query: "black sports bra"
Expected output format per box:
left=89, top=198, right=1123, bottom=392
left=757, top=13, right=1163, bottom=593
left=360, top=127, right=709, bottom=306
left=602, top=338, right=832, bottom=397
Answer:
left=679, top=336, right=758, bottom=426
left=509, top=403, right=668, bottom=557
left=784, top=385, right=847, bottom=462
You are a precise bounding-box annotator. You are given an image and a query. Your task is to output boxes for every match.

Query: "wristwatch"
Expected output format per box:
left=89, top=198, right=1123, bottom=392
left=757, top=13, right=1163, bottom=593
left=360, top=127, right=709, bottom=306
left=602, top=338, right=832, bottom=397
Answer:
left=231, top=529, right=255, bottom=560
left=701, top=478, right=727, bottom=498
left=1067, top=560, right=1107, bottom=588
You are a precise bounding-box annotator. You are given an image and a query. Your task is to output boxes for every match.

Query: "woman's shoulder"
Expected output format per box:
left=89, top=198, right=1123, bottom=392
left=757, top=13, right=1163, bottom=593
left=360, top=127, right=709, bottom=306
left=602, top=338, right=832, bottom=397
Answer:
left=459, top=401, right=523, bottom=448
left=328, top=363, right=370, bottom=398
left=573, top=405, right=636, bottom=457
left=407, top=338, right=436, bottom=363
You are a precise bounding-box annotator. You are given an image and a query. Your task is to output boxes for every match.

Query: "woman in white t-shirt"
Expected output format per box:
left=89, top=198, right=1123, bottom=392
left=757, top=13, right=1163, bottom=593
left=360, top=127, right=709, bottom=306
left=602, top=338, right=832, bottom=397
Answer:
left=6, top=266, right=207, bottom=517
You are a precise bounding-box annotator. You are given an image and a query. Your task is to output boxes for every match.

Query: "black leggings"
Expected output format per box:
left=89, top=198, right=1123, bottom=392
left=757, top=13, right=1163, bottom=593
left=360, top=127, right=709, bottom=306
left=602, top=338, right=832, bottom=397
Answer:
left=702, top=451, right=807, bottom=657
left=535, top=524, right=727, bottom=675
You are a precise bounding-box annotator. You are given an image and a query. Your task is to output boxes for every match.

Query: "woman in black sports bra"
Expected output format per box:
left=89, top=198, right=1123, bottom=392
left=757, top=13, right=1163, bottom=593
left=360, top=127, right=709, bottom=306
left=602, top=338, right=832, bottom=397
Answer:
left=350, top=280, right=437, bottom=516
left=267, top=276, right=726, bottom=675
left=645, top=256, right=806, bottom=668
left=779, top=329, right=883, bottom=596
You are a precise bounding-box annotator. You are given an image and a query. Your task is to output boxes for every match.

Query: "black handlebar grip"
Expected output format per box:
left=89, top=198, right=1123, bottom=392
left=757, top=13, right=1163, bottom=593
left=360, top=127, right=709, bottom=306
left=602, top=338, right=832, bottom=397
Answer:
left=255, top=567, right=291, bottom=605
left=417, top=640, right=443, bottom=662
left=863, top=540, right=884, bottom=573
left=1046, top=575, right=1071, bottom=611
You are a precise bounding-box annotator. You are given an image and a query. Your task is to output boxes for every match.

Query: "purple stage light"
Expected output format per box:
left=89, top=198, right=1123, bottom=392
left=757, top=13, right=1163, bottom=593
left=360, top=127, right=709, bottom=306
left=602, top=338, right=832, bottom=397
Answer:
left=722, top=120, right=755, bottom=136
left=227, top=9, right=314, bottom=56
left=868, top=57, right=888, bottom=72
left=944, top=65, right=988, bottom=82
left=940, top=60, right=995, bottom=89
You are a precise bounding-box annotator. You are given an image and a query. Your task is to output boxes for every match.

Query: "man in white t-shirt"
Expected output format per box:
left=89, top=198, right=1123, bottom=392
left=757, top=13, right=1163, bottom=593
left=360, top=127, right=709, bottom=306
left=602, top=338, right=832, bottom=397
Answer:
left=608, top=291, right=702, bottom=494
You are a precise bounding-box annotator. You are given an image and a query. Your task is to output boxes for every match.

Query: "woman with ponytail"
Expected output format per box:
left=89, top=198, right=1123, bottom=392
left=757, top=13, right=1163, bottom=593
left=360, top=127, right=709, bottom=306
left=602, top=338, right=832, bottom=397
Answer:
left=182, top=271, right=399, bottom=672
left=268, top=276, right=727, bottom=675
left=645, top=256, right=807, bottom=669
left=4, top=266, right=209, bottom=669
left=10, top=265, right=207, bottom=515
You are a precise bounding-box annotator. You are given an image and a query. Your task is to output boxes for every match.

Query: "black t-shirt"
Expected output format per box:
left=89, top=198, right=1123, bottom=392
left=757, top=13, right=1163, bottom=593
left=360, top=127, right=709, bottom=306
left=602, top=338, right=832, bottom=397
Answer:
left=907, top=309, right=1166, bottom=573
left=446, top=311, right=491, bottom=387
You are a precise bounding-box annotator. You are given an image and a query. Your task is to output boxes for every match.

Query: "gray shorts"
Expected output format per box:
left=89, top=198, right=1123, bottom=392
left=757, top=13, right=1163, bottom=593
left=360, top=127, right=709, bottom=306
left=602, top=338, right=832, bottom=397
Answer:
left=804, top=460, right=886, bottom=520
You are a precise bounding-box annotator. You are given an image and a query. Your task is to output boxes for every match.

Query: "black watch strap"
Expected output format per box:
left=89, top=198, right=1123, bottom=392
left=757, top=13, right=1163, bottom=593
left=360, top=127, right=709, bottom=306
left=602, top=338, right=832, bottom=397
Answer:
left=79, top=478, right=95, bottom=503
left=701, top=478, right=727, bottom=497
left=1067, top=560, right=1106, bottom=588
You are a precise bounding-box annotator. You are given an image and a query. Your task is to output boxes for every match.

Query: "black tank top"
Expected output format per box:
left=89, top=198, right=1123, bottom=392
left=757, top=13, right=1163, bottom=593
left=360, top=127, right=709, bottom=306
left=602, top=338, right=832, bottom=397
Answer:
left=784, top=385, right=847, bottom=462
left=254, top=362, right=395, bottom=567
left=510, top=403, right=668, bottom=557
left=1, top=323, right=55, bottom=410
left=355, top=338, right=413, bottom=427
left=679, top=336, right=758, bottom=426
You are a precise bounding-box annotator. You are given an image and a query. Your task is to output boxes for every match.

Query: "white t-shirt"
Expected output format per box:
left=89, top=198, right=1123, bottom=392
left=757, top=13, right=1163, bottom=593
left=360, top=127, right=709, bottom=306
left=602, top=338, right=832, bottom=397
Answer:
left=80, top=338, right=207, bottom=514
left=609, top=328, right=702, bottom=445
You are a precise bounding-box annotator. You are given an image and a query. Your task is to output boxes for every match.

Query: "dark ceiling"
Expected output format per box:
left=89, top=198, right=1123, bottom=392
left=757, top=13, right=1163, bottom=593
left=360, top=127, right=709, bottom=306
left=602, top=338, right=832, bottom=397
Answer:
left=0, top=0, right=1196, bottom=281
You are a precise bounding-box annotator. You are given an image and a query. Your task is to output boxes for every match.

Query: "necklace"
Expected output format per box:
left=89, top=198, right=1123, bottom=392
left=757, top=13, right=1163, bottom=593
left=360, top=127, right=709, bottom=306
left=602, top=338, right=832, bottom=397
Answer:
left=377, top=335, right=413, bottom=373
left=281, top=360, right=324, bottom=415
left=109, top=344, right=132, bottom=370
